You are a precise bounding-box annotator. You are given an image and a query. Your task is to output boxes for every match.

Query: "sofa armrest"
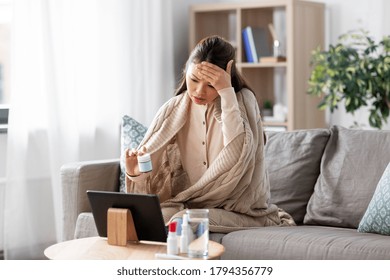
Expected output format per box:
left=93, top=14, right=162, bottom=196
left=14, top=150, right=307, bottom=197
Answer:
left=61, top=159, right=120, bottom=241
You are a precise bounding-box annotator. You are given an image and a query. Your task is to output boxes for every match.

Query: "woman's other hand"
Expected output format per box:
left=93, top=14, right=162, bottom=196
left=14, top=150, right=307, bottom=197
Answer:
left=125, top=146, right=147, bottom=176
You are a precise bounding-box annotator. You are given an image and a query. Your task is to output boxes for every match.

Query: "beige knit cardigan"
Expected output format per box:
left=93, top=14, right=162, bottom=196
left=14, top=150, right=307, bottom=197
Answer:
left=126, top=89, right=295, bottom=233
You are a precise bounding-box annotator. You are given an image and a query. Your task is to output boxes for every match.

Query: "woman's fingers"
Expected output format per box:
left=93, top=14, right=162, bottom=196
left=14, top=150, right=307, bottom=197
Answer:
left=226, top=60, right=233, bottom=76
left=138, top=146, right=148, bottom=156
left=125, top=148, right=140, bottom=176
left=125, top=148, right=132, bottom=157
left=197, top=62, right=220, bottom=78
left=125, top=146, right=148, bottom=176
left=126, top=148, right=137, bottom=157
left=125, top=146, right=147, bottom=157
left=196, top=61, right=232, bottom=91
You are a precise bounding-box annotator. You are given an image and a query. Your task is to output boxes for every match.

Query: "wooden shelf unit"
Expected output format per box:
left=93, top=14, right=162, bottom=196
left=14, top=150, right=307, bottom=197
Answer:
left=189, top=0, right=326, bottom=130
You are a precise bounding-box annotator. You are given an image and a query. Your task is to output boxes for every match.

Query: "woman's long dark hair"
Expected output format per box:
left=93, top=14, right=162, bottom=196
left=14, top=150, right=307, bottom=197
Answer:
left=175, top=35, right=253, bottom=95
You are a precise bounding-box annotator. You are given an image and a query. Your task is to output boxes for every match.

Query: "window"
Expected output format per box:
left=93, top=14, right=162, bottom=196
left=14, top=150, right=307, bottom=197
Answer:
left=0, top=0, right=12, bottom=132
left=0, top=105, right=8, bottom=133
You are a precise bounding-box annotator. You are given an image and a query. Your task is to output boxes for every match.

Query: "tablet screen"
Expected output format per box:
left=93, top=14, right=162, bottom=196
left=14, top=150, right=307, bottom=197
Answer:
left=87, top=190, right=167, bottom=242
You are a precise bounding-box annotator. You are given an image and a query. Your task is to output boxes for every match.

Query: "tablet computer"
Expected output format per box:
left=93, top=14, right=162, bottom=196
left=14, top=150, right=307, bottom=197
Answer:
left=87, top=190, right=167, bottom=242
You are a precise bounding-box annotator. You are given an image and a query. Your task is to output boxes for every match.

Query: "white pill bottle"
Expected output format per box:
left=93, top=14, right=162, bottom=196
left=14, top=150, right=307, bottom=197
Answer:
left=137, top=153, right=153, bottom=173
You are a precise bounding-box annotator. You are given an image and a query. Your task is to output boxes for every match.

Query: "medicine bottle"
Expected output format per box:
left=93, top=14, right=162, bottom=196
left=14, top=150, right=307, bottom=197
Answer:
left=167, top=222, right=178, bottom=255
left=137, top=153, right=152, bottom=173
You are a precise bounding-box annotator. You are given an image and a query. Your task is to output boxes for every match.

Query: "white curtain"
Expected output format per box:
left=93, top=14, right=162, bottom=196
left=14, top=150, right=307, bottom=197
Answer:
left=2, top=0, right=173, bottom=259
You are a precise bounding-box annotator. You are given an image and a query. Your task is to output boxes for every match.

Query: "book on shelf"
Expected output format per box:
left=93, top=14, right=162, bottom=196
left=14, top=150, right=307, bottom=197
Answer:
left=242, top=27, right=255, bottom=62
left=242, top=26, right=272, bottom=63
left=252, top=27, right=272, bottom=59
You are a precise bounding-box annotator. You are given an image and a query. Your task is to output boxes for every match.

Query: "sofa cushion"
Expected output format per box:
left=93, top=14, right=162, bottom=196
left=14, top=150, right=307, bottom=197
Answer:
left=74, top=212, right=98, bottom=239
left=220, top=226, right=390, bottom=259
left=304, top=126, right=390, bottom=229
left=358, top=162, right=390, bottom=235
left=120, top=115, right=147, bottom=193
left=265, top=129, right=330, bottom=224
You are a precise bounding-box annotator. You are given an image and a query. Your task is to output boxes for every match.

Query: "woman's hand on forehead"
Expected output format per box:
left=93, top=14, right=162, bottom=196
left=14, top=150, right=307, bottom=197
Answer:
left=196, top=60, right=233, bottom=92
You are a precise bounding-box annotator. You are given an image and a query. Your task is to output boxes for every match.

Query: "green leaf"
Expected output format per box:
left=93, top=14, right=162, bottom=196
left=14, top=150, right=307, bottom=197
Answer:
left=307, top=29, right=390, bottom=129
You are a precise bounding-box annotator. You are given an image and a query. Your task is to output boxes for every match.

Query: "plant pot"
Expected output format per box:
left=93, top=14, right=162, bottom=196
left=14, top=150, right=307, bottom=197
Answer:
left=262, top=109, right=273, bottom=117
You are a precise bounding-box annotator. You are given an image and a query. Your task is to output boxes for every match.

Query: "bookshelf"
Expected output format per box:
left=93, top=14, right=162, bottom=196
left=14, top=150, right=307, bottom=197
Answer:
left=189, top=0, right=326, bottom=131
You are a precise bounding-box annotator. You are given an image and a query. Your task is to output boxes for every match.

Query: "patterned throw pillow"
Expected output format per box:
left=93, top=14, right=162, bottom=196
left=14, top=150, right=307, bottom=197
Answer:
left=358, top=162, right=390, bottom=235
left=119, top=115, right=147, bottom=193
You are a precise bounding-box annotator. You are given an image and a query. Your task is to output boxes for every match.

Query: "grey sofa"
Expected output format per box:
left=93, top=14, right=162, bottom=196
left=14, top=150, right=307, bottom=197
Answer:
left=61, top=125, right=390, bottom=259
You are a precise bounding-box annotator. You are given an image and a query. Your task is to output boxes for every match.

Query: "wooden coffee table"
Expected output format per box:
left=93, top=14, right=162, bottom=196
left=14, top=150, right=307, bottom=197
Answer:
left=44, top=236, right=224, bottom=260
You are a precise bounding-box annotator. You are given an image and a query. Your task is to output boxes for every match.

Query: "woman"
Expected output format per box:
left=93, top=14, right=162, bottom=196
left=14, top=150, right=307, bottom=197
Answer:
left=125, top=35, right=295, bottom=233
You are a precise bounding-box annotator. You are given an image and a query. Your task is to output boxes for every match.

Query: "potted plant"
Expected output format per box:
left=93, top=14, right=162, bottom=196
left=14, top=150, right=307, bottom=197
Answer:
left=262, top=99, right=273, bottom=117
left=307, top=29, right=390, bottom=129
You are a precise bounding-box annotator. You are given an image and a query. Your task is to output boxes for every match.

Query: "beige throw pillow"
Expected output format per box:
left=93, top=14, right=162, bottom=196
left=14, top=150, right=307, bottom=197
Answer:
left=304, top=126, right=390, bottom=228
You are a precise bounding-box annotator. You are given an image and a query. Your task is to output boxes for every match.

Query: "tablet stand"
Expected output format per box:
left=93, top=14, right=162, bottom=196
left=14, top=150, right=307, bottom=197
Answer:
left=107, top=208, right=139, bottom=246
